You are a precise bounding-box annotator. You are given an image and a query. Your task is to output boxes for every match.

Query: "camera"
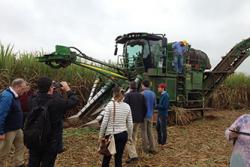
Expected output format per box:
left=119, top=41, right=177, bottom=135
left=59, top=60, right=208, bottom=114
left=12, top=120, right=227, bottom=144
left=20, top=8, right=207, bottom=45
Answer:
left=52, top=81, right=63, bottom=88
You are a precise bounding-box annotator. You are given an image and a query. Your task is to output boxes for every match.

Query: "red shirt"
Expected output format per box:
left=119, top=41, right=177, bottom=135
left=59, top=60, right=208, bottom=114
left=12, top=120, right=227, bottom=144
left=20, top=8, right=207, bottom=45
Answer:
left=19, top=91, right=33, bottom=112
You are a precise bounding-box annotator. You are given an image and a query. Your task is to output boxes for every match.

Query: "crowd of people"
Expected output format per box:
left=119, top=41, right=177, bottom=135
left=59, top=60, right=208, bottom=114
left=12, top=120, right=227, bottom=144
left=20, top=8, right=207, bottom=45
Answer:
left=0, top=77, right=170, bottom=167
left=0, top=77, right=79, bottom=167
left=0, top=76, right=249, bottom=167
left=98, top=80, right=170, bottom=167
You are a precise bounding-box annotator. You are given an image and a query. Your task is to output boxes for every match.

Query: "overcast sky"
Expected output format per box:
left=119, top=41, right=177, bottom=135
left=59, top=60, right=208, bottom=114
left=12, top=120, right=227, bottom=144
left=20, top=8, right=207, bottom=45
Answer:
left=0, top=0, right=250, bottom=73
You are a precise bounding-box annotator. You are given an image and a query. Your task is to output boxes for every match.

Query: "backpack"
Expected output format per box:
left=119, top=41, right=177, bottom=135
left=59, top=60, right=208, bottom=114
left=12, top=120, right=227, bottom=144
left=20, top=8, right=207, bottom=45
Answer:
left=23, top=97, right=52, bottom=149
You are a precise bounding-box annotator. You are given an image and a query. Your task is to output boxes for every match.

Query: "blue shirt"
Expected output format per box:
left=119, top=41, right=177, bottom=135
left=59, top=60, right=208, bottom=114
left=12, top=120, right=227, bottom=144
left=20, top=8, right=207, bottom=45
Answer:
left=172, top=42, right=187, bottom=56
left=142, top=88, right=156, bottom=119
left=0, top=88, right=23, bottom=135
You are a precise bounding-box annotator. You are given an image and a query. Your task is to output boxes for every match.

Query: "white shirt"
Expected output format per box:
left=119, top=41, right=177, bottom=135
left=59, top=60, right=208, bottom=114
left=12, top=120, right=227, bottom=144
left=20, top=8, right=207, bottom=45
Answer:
left=99, top=100, right=133, bottom=139
left=9, top=87, right=18, bottom=98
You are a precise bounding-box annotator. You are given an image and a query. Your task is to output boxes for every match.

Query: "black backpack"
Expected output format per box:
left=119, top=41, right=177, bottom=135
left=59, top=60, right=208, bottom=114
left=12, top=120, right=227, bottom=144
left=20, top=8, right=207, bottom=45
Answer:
left=23, top=98, right=52, bottom=149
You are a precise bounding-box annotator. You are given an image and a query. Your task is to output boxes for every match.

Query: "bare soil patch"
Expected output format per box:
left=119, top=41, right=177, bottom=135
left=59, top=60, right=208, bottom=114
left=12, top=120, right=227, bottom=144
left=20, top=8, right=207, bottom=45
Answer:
left=7, top=109, right=249, bottom=166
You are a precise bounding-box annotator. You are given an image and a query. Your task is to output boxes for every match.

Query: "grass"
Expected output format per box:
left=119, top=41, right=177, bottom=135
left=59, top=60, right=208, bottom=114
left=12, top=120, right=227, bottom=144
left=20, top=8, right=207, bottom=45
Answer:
left=0, top=43, right=96, bottom=84
left=63, top=127, right=98, bottom=137
left=224, top=72, right=250, bottom=88
left=0, top=44, right=97, bottom=112
left=210, top=73, right=250, bottom=109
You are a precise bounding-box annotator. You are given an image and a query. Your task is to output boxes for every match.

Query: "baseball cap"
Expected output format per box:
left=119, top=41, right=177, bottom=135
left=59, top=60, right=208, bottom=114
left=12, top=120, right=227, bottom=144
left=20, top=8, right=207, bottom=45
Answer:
left=158, top=83, right=167, bottom=89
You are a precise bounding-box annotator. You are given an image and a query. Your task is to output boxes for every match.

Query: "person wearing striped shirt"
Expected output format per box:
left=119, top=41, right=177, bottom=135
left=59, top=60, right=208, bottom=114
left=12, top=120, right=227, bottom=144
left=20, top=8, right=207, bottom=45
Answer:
left=99, top=87, right=133, bottom=167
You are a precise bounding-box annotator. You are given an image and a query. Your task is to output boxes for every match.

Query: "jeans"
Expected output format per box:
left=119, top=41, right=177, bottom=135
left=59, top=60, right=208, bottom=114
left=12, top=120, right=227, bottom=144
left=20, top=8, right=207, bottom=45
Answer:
left=142, top=118, right=156, bottom=152
left=174, top=54, right=183, bottom=73
left=23, top=112, right=29, bottom=127
left=28, top=148, right=58, bottom=167
left=156, top=116, right=167, bottom=145
left=102, top=131, right=128, bottom=167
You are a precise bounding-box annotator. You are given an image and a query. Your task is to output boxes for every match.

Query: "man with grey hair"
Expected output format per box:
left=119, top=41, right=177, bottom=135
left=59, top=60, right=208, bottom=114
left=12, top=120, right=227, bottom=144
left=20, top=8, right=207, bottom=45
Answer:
left=0, top=78, right=28, bottom=167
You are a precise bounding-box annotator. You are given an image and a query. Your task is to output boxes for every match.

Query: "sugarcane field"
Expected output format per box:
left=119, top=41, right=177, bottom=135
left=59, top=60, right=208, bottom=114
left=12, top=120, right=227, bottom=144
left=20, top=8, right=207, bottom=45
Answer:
left=1, top=1, right=250, bottom=167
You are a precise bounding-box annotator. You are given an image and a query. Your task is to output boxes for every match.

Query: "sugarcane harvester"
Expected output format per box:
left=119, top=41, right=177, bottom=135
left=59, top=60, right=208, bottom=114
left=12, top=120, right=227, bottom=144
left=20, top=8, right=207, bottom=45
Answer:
left=38, top=32, right=250, bottom=125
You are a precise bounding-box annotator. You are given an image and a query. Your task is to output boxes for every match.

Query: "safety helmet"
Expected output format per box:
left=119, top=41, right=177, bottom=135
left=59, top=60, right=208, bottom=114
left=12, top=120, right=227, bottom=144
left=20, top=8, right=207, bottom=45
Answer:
left=182, top=40, right=188, bottom=46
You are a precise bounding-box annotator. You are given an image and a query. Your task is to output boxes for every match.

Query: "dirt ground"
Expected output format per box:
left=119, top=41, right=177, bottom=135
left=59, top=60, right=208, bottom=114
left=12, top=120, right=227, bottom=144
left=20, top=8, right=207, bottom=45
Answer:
left=54, top=109, right=250, bottom=167
left=7, top=109, right=250, bottom=166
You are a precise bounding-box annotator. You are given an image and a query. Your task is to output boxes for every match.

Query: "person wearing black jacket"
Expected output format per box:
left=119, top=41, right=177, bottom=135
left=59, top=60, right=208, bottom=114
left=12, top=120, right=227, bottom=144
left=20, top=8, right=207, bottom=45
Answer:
left=27, top=77, right=79, bottom=167
left=124, top=81, right=147, bottom=164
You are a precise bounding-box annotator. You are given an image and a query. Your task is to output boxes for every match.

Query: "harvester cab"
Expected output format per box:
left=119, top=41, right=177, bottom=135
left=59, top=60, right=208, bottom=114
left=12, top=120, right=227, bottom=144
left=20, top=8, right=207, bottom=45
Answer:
left=114, top=33, right=168, bottom=80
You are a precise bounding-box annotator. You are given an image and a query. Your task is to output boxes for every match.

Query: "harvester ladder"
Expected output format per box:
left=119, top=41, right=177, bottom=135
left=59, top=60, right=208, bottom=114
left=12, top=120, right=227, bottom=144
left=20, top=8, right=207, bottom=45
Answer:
left=176, top=75, right=186, bottom=105
left=203, top=37, right=250, bottom=98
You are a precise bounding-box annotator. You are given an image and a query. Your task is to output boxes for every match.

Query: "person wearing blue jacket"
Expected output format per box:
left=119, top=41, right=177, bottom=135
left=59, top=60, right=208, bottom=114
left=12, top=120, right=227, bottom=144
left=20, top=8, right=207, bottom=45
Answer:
left=172, top=40, right=188, bottom=74
left=0, top=78, right=28, bottom=167
left=156, top=83, right=169, bottom=145
left=141, top=80, right=157, bottom=154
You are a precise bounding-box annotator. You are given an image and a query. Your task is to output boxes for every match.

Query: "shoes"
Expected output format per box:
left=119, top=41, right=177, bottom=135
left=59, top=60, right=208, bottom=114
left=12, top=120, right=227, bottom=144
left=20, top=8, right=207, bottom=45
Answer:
left=159, top=144, right=167, bottom=150
left=148, top=150, right=158, bottom=155
left=18, top=164, right=25, bottom=167
left=126, top=157, right=139, bottom=164
left=58, top=147, right=67, bottom=153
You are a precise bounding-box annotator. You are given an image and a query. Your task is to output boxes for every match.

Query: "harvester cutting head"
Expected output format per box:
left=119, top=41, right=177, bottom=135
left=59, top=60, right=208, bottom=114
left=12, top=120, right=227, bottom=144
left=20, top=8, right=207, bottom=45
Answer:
left=38, top=45, right=77, bottom=69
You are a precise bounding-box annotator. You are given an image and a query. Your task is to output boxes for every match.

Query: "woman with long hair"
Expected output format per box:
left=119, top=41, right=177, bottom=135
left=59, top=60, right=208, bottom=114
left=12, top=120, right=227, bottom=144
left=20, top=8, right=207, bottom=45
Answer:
left=99, top=87, right=133, bottom=167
